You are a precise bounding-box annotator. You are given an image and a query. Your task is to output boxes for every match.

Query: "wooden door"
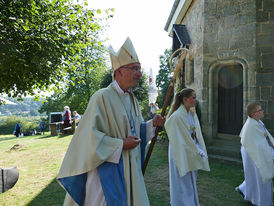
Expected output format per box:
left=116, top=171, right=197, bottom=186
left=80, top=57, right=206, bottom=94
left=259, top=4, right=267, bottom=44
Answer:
left=217, top=64, right=243, bottom=135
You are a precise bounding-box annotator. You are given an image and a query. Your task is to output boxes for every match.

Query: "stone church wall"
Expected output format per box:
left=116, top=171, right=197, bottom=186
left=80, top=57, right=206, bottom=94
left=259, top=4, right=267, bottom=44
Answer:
left=203, top=0, right=258, bottom=140
left=256, top=0, right=274, bottom=134
left=177, top=0, right=274, bottom=140
left=176, top=0, right=274, bottom=138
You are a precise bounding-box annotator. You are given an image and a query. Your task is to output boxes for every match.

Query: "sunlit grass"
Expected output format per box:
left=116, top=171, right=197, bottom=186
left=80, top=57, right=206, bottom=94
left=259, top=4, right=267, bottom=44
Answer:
left=0, top=133, right=69, bottom=206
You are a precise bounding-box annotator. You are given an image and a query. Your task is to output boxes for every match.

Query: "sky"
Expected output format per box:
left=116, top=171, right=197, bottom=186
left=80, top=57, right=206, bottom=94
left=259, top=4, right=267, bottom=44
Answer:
left=87, top=0, right=174, bottom=78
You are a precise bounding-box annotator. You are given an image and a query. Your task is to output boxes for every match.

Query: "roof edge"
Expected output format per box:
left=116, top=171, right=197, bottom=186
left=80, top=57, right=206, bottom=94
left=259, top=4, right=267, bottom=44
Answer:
left=164, top=0, right=180, bottom=32
left=164, top=0, right=193, bottom=37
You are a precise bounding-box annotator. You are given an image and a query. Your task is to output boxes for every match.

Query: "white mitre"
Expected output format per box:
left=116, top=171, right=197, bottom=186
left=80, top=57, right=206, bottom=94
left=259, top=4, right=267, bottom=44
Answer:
left=109, top=37, right=139, bottom=71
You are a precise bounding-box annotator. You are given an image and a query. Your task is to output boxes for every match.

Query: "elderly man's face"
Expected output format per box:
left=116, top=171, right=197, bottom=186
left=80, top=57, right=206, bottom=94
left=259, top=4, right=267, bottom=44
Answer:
left=119, top=63, right=142, bottom=88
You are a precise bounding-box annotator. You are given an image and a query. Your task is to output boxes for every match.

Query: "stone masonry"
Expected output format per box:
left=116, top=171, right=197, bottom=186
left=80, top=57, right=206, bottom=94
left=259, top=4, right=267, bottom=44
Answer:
left=174, top=0, right=274, bottom=142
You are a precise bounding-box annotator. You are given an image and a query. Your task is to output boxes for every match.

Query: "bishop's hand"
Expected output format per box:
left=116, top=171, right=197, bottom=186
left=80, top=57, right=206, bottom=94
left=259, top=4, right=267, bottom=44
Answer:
left=123, top=136, right=141, bottom=150
left=153, top=114, right=165, bottom=127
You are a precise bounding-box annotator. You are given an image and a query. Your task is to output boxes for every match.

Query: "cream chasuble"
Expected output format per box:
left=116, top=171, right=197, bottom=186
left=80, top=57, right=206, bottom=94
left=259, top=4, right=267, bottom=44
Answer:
left=57, top=81, right=153, bottom=206
left=164, top=105, right=210, bottom=177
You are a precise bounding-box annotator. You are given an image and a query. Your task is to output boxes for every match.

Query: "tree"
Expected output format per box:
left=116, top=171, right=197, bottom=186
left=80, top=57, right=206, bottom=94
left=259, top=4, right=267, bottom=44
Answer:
left=135, top=72, right=150, bottom=120
left=100, top=69, right=113, bottom=89
left=39, top=46, right=108, bottom=115
left=40, top=68, right=150, bottom=118
left=156, top=49, right=172, bottom=107
left=0, top=0, right=112, bottom=98
left=65, top=41, right=109, bottom=113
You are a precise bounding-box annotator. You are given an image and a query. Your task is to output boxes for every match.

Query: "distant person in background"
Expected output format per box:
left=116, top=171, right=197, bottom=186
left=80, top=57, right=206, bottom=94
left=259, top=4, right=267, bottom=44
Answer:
left=236, top=102, right=274, bottom=206
left=31, top=129, right=37, bottom=135
left=72, top=111, right=81, bottom=126
left=14, top=122, right=22, bottom=137
left=40, top=120, right=45, bottom=135
left=62, top=106, right=71, bottom=130
left=149, top=102, right=159, bottom=119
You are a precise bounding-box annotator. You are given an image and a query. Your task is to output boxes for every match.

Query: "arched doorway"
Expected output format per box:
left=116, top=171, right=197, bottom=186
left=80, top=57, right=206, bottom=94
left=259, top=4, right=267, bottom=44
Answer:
left=217, top=64, right=243, bottom=136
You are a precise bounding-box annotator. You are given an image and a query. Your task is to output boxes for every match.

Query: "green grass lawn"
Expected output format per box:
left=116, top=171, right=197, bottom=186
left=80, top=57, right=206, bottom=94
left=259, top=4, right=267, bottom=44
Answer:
left=0, top=133, right=68, bottom=206
left=0, top=134, right=251, bottom=206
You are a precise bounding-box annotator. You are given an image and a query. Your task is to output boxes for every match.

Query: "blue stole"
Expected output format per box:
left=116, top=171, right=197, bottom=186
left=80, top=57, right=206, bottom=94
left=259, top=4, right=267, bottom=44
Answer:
left=59, top=173, right=87, bottom=205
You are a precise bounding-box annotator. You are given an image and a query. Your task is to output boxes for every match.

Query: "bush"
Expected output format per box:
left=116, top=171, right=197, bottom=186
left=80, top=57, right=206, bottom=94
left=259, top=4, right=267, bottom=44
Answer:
left=0, top=116, right=43, bottom=135
left=156, top=106, right=170, bottom=141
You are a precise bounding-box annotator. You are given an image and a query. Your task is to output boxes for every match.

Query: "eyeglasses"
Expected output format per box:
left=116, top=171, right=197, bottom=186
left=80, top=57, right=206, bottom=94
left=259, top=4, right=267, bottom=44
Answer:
left=120, top=66, right=141, bottom=72
left=253, top=109, right=264, bottom=114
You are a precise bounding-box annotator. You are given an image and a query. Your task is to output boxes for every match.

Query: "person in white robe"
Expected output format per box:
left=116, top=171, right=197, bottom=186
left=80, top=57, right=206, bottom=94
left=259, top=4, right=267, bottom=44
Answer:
left=236, top=102, right=274, bottom=206
left=164, top=88, right=210, bottom=206
left=57, top=37, right=165, bottom=206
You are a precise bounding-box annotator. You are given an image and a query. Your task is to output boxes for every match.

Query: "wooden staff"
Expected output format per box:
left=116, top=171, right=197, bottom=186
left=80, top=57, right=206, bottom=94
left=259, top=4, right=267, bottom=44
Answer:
left=142, top=48, right=189, bottom=174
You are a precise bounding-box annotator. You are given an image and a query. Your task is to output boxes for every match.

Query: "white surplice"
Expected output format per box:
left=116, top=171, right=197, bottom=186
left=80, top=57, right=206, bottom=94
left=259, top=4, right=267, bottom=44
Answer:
left=165, top=105, right=210, bottom=206
left=237, top=117, right=274, bottom=206
left=169, top=146, right=199, bottom=206
left=238, top=147, right=273, bottom=206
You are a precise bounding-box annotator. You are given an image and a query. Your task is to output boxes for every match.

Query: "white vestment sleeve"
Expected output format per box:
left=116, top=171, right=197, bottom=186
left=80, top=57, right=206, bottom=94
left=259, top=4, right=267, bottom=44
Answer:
left=106, top=143, right=123, bottom=163
left=84, top=169, right=106, bottom=206
left=84, top=143, right=123, bottom=206
left=145, top=119, right=156, bottom=141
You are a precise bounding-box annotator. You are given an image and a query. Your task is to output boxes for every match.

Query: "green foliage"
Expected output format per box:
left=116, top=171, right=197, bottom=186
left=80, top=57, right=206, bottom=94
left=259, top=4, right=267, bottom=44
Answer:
left=156, top=106, right=170, bottom=140
left=38, top=93, right=67, bottom=117
left=0, top=0, right=112, bottom=98
left=39, top=15, right=110, bottom=116
left=134, top=72, right=149, bottom=121
left=39, top=50, right=108, bottom=116
left=0, top=116, right=42, bottom=134
left=100, top=69, right=113, bottom=88
left=156, top=49, right=173, bottom=107
left=67, top=45, right=109, bottom=108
